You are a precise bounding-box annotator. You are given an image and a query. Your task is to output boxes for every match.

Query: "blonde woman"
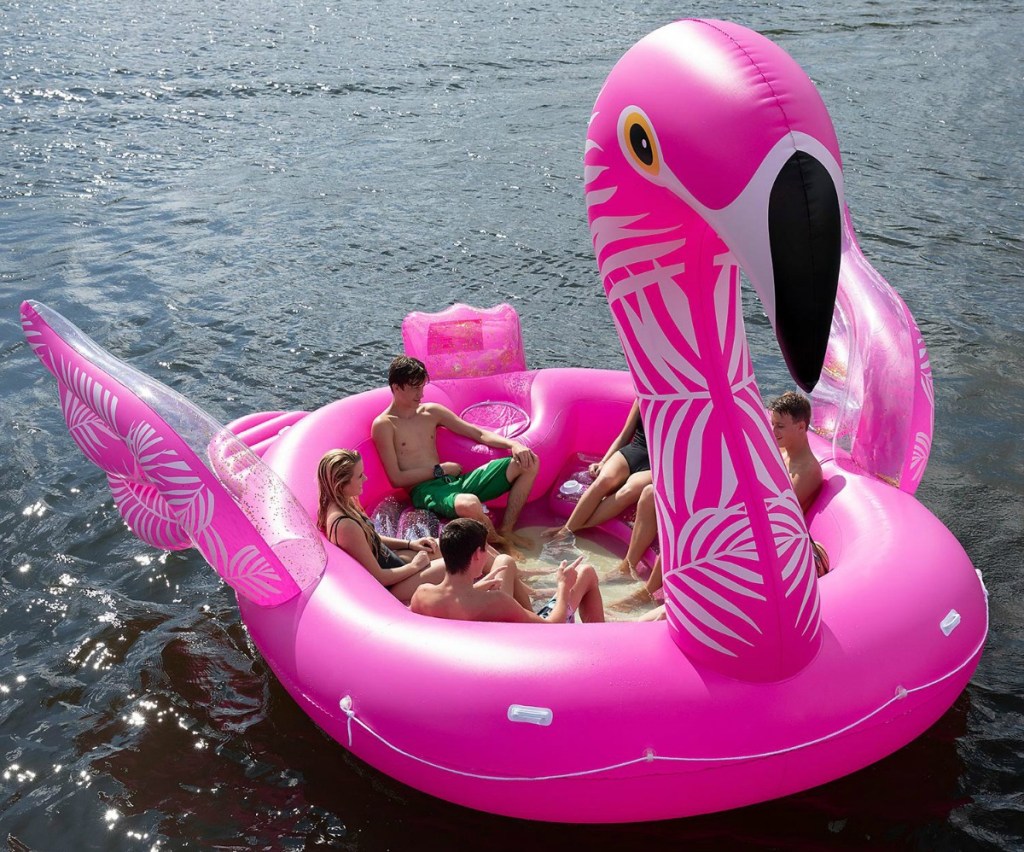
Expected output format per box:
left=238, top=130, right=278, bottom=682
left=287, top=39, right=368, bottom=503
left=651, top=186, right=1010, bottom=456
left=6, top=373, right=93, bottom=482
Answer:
left=317, top=449, right=529, bottom=606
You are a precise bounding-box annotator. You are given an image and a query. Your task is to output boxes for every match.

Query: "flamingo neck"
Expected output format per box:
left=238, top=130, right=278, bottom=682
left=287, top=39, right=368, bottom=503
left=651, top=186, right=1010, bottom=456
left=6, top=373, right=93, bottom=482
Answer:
left=610, top=244, right=822, bottom=681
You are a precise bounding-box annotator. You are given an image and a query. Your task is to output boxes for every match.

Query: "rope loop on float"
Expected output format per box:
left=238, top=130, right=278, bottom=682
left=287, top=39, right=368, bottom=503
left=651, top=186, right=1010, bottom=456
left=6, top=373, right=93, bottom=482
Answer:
left=333, top=611, right=987, bottom=783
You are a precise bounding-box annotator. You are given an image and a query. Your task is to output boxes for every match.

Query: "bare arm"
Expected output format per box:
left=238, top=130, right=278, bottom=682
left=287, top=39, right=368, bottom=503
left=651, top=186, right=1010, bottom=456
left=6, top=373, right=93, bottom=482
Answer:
left=497, top=558, right=580, bottom=623
left=541, top=559, right=580, bottom=623
left=331, top=516, right=430, bottom=588
left=387, top=536, right=441, bottom=560
left=434, top=405, right=538, bottom=469
left=592, top=400, right=641, bottom=472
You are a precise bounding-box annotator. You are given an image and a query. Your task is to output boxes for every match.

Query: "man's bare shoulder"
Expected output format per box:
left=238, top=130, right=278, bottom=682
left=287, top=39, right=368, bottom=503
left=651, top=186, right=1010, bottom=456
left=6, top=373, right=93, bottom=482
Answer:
left=372, top=403, right=398, bottom=425
left=792, top=450, right=822, bottom=477
left=419, top=402, right=455, bottom=421
left=370, top=413, right=396, bottom=446
left=412, top=586, right=528, bottom=623
left=409, top=584, right=441, bottom=615
left=375, top=403, right=450, bottom=423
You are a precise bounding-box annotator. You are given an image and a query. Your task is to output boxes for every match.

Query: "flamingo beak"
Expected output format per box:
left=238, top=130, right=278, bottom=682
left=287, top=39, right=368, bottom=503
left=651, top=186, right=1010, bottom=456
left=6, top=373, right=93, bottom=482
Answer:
left=766, top=151, right=841, bottom=392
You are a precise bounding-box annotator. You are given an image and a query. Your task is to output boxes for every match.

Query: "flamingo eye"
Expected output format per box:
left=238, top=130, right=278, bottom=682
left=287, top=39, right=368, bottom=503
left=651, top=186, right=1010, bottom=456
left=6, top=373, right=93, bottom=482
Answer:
left=621, top=110, right=660, bottom=177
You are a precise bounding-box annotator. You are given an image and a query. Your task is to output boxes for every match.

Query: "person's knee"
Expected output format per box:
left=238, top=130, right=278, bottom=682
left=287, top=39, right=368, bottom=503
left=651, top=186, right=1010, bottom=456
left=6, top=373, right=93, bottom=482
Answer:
left=493, top=553, right=517, bottom=576
left=617, top=479, right=646, bottom=501
left=577, top=563, right=598, bottom=590
left=454, top=494, right=485, bottom=518
left=509, top=457, right=539, bottom=482
left=637, top=484, right=656, bottom=520
left=591, top=468, right=623, bottom=494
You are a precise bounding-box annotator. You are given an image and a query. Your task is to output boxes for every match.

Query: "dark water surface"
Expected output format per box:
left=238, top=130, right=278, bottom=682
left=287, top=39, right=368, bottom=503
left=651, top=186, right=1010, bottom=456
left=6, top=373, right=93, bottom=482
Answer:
left=2, top=0, right=1022, bottom=849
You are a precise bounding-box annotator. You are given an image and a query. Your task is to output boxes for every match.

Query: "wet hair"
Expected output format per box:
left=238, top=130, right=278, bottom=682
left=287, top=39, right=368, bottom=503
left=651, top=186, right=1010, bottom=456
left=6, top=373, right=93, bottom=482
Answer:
left=388, top=355, right=428, bottom=389
left=768, top=391, right=812, bottom=426
left=439, top=518, right=488, bottom=575
left=316, top=449, right=373, bottom=551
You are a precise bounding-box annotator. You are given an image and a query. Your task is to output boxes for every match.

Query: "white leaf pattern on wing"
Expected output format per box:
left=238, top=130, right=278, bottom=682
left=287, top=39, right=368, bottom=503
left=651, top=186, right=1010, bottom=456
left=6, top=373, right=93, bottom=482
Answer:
left=22, top=301, right=315, bottom=606
left=23, top=316, right=55, bottom=373
left=108, top=475, right=192, bottom=549
left=224, top=545, right=287, bottom=599
left=664, top=504, right=762, bottom=656
left=61, top=388, right=116, bottom=466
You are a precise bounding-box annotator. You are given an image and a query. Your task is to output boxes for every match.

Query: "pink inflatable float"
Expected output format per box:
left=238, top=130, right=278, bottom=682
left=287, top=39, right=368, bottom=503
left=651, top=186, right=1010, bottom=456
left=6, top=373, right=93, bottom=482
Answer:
left=21, top=19, right=986, bottom=823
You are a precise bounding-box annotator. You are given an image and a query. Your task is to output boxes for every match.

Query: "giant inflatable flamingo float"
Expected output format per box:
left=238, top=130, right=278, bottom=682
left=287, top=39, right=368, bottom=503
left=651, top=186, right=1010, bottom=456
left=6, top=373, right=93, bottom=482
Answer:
left=21, top=20, right=985, bottom=822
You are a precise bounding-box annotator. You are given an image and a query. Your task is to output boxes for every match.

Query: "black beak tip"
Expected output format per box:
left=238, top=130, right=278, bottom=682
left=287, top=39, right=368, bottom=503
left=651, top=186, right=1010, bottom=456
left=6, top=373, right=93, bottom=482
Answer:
left=768, top=151, right=841, bottom=394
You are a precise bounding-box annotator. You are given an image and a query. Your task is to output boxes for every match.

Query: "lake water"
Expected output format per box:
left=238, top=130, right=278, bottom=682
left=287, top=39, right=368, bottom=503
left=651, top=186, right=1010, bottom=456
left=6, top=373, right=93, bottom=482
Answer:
left=2, top=0, right=1022, bottom=849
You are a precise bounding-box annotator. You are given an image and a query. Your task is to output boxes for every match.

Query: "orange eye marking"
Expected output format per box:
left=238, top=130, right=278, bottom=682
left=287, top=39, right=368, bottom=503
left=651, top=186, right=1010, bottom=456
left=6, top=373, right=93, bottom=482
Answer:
left=623, top=111, right=660, bottom=176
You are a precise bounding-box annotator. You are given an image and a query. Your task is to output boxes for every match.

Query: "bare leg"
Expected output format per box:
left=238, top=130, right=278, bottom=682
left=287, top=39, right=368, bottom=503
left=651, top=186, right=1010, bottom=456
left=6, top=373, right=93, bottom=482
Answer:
left=475, top=551, right=506, bottom=590
left=475, top=553, right=531, bottom=609
left=542, top=454, right=631, bottom=540
left=512, top=574, right=533, bottom=608
left=646, top=555, right=663, bottom=596
left=453, top=493, right=519, bottom=556
left=638, top=604, right=666, bottom=622
left=571, top=564, right=605, bottom=623
left=611, top=482, right=658, bottom=579
left=609, top=555, right=663, bottom=612
left=497, top=457, right=539, bottom=549
left=583, top=470, right=652, bottom=529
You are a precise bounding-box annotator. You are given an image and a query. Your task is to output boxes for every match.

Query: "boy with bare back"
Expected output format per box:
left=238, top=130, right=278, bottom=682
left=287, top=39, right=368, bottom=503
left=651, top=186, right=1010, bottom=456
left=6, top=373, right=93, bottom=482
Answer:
left=371, top=355, right=539, bottom=551
left=410, top=519, right=604, bottom=623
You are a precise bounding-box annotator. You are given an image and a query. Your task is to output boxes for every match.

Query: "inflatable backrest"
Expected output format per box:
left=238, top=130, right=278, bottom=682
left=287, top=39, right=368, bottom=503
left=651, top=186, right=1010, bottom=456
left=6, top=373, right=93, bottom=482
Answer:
left=21, top=300, right=325, bottom=607
left=402, top=303, right=526, bottom=379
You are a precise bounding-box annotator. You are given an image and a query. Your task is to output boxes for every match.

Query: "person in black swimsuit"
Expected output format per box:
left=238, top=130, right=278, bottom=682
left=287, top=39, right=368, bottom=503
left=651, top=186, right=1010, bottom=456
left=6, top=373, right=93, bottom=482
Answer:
left=317, top=449, right=531, bottom=605
left=542, top=399, right=653, bottom=541
left=326, top=513, right=405, bottom=569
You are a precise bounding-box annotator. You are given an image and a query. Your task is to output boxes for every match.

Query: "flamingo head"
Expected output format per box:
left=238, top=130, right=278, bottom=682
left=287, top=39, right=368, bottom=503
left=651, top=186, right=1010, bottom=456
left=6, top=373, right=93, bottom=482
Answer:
left=586, top=19, right=843, bottom=391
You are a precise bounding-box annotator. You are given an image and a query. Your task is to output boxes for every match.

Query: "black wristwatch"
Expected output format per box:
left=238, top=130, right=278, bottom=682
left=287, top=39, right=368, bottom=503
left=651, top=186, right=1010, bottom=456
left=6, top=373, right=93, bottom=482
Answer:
left=433, top=464, right=445, bottom=479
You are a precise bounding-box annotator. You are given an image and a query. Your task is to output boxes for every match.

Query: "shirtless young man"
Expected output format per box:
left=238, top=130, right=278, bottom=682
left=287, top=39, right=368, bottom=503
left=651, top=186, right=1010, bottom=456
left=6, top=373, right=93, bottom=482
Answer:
left=410, top=519, right=605, bottom=623
left=371, top=355, right=539, bottom=551
left=768, top=391, right=824, bottom=513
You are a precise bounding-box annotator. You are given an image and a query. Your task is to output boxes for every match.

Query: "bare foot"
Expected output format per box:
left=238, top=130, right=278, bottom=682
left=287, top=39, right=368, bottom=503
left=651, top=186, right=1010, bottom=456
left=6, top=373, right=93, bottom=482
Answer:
left=603, top=559, right=637, bottom=582
left=608, top=586, right=654, bottom=612
left=488, top=531, right=523, bottom=561
left=499, top=528, right=535, bottom=552
left=638, top=604, right=667, bottom=622
left=496, top=543, right=523, bottom=560
left=540, top=525, right=571, bottom=542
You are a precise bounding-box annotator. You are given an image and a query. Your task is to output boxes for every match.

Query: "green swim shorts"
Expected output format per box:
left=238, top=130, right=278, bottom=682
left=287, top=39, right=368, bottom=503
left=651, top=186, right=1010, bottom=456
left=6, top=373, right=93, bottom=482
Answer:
left=409, top=457, right=514, bottom=517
